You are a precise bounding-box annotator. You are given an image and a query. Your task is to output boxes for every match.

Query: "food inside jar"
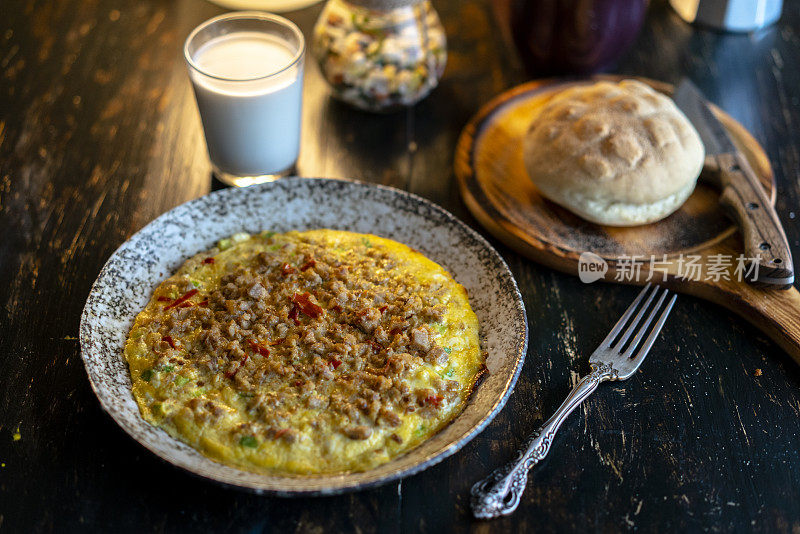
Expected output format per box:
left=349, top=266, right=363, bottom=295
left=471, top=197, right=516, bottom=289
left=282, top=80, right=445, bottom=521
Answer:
left=313, top=0, right=447, bottom=111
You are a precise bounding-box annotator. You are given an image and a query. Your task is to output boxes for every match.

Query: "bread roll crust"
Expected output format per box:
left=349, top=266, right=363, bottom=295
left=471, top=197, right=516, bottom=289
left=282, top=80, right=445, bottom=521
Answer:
left=523, top=80, right=705, bottom=226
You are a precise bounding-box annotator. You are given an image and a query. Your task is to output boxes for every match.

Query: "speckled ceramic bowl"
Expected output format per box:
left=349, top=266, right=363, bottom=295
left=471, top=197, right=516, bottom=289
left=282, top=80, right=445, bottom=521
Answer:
left=79, top=177, right=528, bottom=495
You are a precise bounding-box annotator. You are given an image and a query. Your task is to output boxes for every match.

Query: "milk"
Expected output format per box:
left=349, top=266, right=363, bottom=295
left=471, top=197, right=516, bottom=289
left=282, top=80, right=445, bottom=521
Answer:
left=189, top=31, right=304, bottom=179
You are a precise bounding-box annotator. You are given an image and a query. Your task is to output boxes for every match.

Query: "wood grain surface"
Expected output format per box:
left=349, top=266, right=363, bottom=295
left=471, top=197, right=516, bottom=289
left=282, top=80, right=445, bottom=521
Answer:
left=2, top=0, right=800, bottom=532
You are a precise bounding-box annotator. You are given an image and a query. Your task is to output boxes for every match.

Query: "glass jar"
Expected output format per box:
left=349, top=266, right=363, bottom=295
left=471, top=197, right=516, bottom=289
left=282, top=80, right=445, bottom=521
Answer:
left=312, top=0, right=447, bottom=112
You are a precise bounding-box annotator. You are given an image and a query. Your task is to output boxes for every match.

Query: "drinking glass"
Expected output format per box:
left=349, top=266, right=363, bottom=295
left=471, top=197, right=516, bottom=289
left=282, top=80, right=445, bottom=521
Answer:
left=185, top=12, right=305, bottom=187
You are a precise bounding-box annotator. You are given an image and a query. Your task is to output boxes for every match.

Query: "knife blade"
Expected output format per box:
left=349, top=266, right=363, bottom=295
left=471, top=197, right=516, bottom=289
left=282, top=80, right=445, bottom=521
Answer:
left=674, top=79, right=794, bottom=289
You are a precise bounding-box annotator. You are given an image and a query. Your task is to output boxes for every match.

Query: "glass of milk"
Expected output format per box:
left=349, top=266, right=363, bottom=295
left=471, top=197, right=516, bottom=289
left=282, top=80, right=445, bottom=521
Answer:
left=185, top=12, right=305, bottom=187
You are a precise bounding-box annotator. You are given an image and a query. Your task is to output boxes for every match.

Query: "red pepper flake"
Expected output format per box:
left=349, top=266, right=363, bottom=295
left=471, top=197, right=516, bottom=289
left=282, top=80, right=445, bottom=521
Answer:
left=379, top=305, right=388, bottom=314
left=292, top=292, right=323, bottom=319
left=164, top=289, right=198, bottom=310
left=300, top=258, right=316, bottom=272
left=281, top=263, right=296, bottom=276
left=425, top=395, right=443, bottom=407
left=332, top=305, right=342, bottom=313
left=202, top=257, right=215, bottom=264
left=271, top=338, right=285, bottom=346
left=225, top=354, right=248, bottom=379
left=390, top=327, right=403, bottom=336
left=198, top=299, right=209, bottom=307
left=247, top=339, right=270, bottom=357
left=177, top=302, right=194, bottom=308
left=293, top=380, right=304, bottom=387
left=377, top=358, right=394, bottom=375
left=367, top=340, right=382, bottom=353
left=288, top=305, right=300, bottom=326
left=157, top=296, right=173, bottom=302
left=330, top=358, right=342, bottom=369
left=274, top=428, right=290, bottom=439
left=161, top=335, right=177, bottom=350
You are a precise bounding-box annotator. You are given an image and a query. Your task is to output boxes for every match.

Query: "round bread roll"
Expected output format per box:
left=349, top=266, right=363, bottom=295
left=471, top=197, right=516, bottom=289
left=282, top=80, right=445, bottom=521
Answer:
left=522, top=79, right=705, bottom=226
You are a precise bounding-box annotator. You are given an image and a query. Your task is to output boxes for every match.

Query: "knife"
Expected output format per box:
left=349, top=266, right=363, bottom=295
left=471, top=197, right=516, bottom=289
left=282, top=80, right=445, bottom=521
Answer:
left=673, top=79, right=794, bottom=289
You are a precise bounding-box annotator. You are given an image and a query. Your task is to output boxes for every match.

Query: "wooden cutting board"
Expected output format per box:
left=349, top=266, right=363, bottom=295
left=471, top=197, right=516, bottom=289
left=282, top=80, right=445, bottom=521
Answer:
left=455, top=76, right=800, bottom=363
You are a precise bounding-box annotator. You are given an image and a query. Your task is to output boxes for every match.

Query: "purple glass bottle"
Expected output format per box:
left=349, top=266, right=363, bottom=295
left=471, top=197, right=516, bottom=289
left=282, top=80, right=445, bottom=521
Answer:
left=497, top=0, right=648, bottom=75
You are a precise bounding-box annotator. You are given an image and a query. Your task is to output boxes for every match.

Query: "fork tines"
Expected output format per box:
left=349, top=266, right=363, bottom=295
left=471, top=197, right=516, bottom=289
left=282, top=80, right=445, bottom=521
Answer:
left=603, top=283, right=677, bottom=359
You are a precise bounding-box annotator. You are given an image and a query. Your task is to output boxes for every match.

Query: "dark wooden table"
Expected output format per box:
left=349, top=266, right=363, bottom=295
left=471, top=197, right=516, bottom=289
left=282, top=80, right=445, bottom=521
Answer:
left=3, top=0, right=800, bottom=531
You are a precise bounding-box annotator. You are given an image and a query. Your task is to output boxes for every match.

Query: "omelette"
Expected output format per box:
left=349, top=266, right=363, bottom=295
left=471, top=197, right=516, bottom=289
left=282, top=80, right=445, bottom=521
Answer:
left=124, top=229, right=485, bottom=475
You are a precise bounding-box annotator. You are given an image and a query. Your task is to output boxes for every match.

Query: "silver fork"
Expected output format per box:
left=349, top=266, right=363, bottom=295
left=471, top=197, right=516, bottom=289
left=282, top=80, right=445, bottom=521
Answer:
left=471, top=283, right=677, bottom=519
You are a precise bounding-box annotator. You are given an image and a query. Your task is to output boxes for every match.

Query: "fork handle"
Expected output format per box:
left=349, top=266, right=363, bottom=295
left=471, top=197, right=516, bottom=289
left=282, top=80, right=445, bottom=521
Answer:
left=470, top=363, right=618, bottom=519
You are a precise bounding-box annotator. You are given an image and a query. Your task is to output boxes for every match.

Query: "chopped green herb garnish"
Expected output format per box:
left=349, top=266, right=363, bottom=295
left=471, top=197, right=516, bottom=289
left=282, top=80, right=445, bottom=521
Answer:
left=140, top=369, right=153, bottom=382
left=151, top=402, right=166, bottom=417
left=160, top=365, right=175, bottom=373
left=239, top=435, right=258, bottom=448
left=174, top=376, right=190, bottom=387
left=192, top=388, right=207, bottom=398
left=433, top=323, right=447, bottom=334
left=443, top=347, right=452, bottom=354
left=238, top=392, right=255, bottom=398
left=438, top=366, right=455, bottom=378
left=414, top=425, right=427, bottom=437
left=190, top=280, right=200, bottom=288
left=269, top=244, right=281, bottom=251
left=261, top=231, right=276, bottom=239
left=361, top=237, right=372, bottom=248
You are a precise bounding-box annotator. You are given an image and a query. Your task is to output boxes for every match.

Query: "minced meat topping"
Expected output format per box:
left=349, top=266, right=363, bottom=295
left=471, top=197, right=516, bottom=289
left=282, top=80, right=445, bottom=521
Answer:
left=125, top=229, right=484, bottom=474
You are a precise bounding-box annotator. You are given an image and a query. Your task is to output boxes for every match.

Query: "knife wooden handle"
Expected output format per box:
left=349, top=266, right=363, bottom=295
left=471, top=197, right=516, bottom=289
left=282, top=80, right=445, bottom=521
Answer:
left=716, top=152, right=794, bottom=289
